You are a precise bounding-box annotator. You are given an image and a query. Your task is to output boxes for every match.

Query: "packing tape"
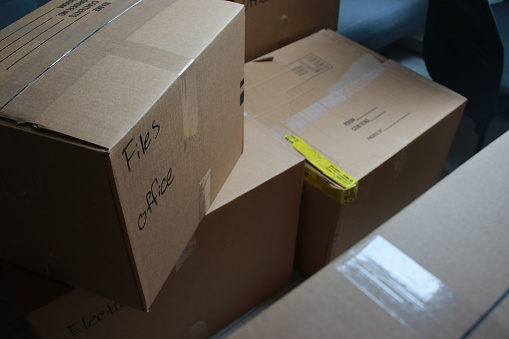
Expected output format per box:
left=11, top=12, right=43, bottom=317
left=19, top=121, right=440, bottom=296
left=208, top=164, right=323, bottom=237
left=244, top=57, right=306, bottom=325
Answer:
left=44, top=254, right=77, bottom=287
left=335, top=236, right=509, bottom=338
left=281, top=63, right=387, bottom=134
left=181, top=60, right=199, bottom=149
left=199, top=168, right=211, bottom=221
left=189, top=320, right=209, bottom=339
left=240, top=77, right=244, bottom=106
left=243, top=110, right=254, bottom=121
left=285, top=134, right=357, bottom=205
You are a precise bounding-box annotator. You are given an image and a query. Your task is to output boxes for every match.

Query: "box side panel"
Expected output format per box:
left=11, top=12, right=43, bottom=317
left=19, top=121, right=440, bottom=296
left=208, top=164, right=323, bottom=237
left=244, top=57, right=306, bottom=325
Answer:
left=0, top=122, right=140, bottom=308
left=329, top=103, right=463, bottom=260
left=23, top=146, right=304, bottom=339
left=295, top=181, right=341, bottom=275
left=245, top=30, right=465, bottom=181
left=228, top=131, right=509, bottom=339
left=109, top=5, right=245, bottom=310
left=209, top=115, right=304, bottom=211
left=154, top=164, right=304, bottom=339
left=246, top=29, right=467, bottom=273
left=296, top=102, right=463, bottom=273
left=234, top=0, right=340, bottom=61
left=228, top=260, right=416, bottom=339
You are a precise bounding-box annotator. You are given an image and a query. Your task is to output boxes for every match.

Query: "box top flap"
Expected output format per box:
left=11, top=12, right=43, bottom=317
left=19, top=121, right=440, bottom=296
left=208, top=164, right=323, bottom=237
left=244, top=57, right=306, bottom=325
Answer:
left=244, top=30, right=467, bottom=179
left=0, top=0, right=243, bottom=149
left=209, top=115, right=305, bottom=212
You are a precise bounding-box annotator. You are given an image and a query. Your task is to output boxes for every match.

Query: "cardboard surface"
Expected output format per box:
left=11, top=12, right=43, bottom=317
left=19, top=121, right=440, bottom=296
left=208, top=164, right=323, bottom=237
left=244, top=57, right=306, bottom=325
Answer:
left=227, top=130, right=509, bottom=339
left=244, top=29, right=466, bottom=274
left=228, top=0, right=339, bottom=61
left=0, top=0, right=245, bottom=310
left=3, top=117, right=305, bottom=339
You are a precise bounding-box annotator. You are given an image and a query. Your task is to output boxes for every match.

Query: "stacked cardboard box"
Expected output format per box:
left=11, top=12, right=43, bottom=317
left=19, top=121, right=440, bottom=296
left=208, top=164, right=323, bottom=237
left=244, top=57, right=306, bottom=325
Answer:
left=1, top=117, right=305, bottom=339
left=0, top=0, right=246, bottom=311
left=1, top=1, right=480, bottom=338
left=227, top=130, right=509, bottom=339
left=244, top=29, right=466, bottom=274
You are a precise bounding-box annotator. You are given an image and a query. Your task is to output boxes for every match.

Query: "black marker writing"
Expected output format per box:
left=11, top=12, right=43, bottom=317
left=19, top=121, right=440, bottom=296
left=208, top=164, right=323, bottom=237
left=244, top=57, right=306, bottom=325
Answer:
left=138, top=167, right=175, bottom=231
left=121, top=119, right=160, bottom=173
left=66, top=302, right=124, bottom=338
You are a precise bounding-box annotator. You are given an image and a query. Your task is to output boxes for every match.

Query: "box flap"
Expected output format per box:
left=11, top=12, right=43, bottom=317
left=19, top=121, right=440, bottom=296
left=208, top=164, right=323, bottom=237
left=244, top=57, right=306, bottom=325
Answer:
left=229, top=0, right=340, bottom=61
left=245, top=30, right=466, bottom=179
left=209, top=114, right=304, bottom=212
left=0, top=0, right=241, bottom=149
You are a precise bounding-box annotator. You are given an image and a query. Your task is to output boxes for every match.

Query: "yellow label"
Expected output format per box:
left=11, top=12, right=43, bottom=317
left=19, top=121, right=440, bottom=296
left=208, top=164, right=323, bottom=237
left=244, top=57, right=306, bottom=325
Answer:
left=285, top=134, right=358, bottom=205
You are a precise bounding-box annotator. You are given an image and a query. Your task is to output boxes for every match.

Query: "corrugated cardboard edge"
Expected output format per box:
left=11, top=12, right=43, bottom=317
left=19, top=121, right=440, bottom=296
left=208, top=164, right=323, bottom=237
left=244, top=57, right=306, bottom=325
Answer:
left=103, top=153, right=146, bottom=311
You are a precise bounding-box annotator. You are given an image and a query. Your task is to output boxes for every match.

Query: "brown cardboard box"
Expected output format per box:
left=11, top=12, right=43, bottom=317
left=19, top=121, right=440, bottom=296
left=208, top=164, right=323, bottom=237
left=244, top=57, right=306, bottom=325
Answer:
left=227, top=130, right=509, bottom=339
left=2, top=116, right=305, bottom=339
left=470, top=292, right=509, bottom=338
left=244, top=29, right=466, bottom=274
left=228, top=0, right=340, bottom=61
left=0, top=0, right=245, bottom=310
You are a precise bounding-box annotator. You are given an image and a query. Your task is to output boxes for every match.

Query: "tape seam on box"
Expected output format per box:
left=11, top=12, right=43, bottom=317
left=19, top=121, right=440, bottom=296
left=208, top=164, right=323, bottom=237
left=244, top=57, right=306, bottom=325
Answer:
left=335, top=236, right=508, bottom=338
left=181, top=60, right=199, bottom=147
left=284, top=134, right=357, bottom=205
left=189, top=320, right=208, bottom=339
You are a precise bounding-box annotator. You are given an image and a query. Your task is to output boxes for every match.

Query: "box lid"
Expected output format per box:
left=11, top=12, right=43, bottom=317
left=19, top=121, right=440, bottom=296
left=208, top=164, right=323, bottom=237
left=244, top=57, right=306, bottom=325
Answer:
left=244, top=29, right=466, bottom=180
left=0, top=0, right=241, bottom=149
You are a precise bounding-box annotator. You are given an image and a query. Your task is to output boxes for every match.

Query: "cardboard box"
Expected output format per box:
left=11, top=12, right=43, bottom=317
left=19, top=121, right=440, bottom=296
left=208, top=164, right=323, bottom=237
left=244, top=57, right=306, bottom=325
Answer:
left=244, top=29, right=466, bottom=274
left=2, top=116, right=305, bottom=339
left=228, top=0, right=340, bottom=61
left=0, top=0, right=245, bottom=310
left=227, top=130, right=509, bottom=339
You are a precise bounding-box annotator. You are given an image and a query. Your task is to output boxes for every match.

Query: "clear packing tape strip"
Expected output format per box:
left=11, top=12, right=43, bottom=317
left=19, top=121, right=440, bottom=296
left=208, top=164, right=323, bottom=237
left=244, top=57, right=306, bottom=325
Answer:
left=335, top=236, right=509, bottom=338
left=0, top=0, right=200, bottom=147
left=284, top=134, right=357, bottom=205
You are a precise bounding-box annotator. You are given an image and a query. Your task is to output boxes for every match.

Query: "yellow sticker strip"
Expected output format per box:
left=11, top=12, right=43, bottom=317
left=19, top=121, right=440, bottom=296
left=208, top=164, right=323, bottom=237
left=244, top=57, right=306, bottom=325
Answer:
left=285, top=134, right=358, bottom=205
